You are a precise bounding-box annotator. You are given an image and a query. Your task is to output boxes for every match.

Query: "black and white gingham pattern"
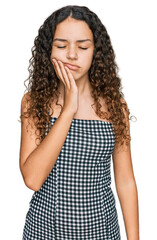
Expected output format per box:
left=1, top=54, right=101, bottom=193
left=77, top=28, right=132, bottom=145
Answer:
left=22, top=117, right=121, bottom=239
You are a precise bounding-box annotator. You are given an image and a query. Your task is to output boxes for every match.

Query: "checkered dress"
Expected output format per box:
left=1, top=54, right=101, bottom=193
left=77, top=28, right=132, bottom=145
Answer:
left=22, top=117, right=121, bottom=239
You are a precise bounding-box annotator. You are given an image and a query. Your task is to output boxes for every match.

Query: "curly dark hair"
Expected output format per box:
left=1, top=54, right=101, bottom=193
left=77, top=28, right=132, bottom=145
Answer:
left=20, top=5, right=135, bottom=148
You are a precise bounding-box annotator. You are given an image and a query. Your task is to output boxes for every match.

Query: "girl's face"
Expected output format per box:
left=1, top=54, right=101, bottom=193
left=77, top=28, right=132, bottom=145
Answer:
left=51, top=17, right=94, bottom=81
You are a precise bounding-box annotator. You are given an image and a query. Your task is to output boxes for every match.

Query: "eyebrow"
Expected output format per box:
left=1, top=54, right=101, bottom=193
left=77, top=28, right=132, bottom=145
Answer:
left=53, top=38, right=92, bottom=43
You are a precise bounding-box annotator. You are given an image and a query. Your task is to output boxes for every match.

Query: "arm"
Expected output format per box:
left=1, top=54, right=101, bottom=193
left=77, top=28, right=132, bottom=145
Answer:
left=19, top=93, right=74, bottom=192
left=112, top=102, right=140, bottom=240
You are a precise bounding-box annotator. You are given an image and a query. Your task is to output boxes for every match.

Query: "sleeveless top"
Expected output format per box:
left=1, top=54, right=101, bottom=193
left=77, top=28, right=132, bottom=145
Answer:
left=22, top=117, right=121, bottom=239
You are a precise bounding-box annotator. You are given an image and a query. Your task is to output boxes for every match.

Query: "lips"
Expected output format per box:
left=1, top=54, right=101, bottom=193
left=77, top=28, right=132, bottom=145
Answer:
left=64, top=63, right=80, bottom=70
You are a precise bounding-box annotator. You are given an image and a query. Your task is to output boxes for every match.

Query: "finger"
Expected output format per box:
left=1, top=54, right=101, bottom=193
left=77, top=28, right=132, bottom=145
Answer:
left=52, top=59, right=65, bottom=85
left=64, top=66, right=76, bottom=89
left=52, top=59, right=64, bottom=82
left=58, top=61, right=71, bottom=88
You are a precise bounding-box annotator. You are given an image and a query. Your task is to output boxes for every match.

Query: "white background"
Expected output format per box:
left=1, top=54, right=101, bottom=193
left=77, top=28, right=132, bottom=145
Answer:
left=1, top=0, right=157, bottom=239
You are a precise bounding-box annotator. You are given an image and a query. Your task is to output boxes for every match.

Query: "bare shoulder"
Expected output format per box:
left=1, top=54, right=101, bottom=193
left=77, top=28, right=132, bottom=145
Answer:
left=21, top=92, right=31, bottom=114
left=99, top=96, right=109, bottom=112
left=20, top=92, right=38, bottom=134
left=98, top=96, right=111, bottom=120
left=120, top=97, right=130, bottom=127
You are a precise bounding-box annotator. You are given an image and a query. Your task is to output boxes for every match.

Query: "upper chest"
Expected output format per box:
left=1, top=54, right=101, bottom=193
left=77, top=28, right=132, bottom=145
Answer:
left=50, top=96, right=109, bottom=121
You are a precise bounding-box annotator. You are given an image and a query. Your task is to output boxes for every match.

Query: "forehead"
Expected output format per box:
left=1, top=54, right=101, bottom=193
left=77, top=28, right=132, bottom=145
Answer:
left=53, top=17, right=93, bottom=41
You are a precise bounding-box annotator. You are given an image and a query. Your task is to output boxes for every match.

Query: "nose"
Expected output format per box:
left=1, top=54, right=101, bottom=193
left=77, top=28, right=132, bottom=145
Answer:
left=66, top=45, right=78, bottom=60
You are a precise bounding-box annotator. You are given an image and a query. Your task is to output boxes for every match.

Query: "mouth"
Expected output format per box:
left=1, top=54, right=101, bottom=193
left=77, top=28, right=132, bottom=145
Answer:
left=64, top=63, right=80, bottom=71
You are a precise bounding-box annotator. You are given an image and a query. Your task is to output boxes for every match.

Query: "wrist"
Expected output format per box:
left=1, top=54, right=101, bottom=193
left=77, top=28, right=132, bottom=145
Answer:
left=60, top=110, right=74, bottom=121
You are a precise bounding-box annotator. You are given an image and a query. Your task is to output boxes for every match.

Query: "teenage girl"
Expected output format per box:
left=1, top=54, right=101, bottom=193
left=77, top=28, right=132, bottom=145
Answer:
left=20, top=5, right=139, bottom=240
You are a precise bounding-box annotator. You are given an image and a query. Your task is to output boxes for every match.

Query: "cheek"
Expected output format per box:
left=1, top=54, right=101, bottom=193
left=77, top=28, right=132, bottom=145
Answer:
left=84, top=52, right=94, bottom=69
left=51, top=47, right=63, bottom=59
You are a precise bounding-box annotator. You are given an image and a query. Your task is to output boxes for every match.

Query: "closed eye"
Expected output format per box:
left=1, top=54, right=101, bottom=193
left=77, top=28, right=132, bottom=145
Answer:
left=56, top=46, right=66, bottom=48
left=56, top=46, right=88, bottom=50
left=80, top=47, right=88, bottom=50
